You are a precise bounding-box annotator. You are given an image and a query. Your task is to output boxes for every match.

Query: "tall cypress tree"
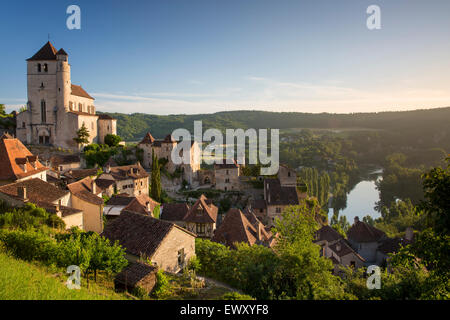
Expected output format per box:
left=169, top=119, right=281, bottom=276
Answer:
left=151, top=149, right=162, bottom=202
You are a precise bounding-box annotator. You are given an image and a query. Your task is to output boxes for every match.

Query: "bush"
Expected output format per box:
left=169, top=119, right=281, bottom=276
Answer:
left=152, top=270, right=170, bottom=299
left=0, top=202, right=65, bottom=230
left=104, top=134, right=122, bottom=147
left=220, top=292, right=255, bottom=300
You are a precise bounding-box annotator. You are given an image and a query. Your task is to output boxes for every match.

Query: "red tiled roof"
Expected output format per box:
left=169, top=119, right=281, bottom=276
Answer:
left=161, top=203, right=190, bottom=221
left=122, top=194, right=160, bottom=217
left=0, top=136, right=48, bottom=181
left=264, top=179, right=299, bottom=206
left=212, top=208, right=272, bottom=248
left=27, top=41, right=58, bottom=61
left=139, top=133, right=155, bottom=145
left=101, top=210, right=195, bottom=258
left=67, top=177, right=104, bottom=205
left=108, top=163, right=149, bottom=181
left=114, top=261, right=157, bottom=287
left=71, top=84, right=95, bottom=100
left=106, top=193, right=135, bottom=206
left=315, top=225, right=344, bottom=243
left=56, top=48, right=68, bottom=56
left=0, top=178, right=68, bottom=204
left=347, top=220, right=386, bottom=243
left=183, top=195, right=218, bottom=224
left=64, top=168, right=98, bottom=181
left=328, top=239, right=365, bottom=262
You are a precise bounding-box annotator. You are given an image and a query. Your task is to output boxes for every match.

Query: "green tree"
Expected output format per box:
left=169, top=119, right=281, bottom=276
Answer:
left=151, top=149, right=161, bottom=202
left=104, top=134, right=122, bottom=147
left=0, top=104, right=5, bottom=115
left=74, top=123, right=90, bottom=146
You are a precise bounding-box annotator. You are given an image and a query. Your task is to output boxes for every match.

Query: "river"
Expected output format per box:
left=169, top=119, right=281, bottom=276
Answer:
left=329, top=169, right=383, bottom=223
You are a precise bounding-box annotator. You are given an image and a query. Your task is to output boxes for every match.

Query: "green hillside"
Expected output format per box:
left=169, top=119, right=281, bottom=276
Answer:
left=100, top=107, right=450, bottom=147
left=0, top=251, right=129, bottom=300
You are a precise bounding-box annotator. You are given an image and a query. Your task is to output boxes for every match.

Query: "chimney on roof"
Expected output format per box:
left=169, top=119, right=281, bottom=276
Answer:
left=336, top=242, right=341, bottom=252
left=354, top=216, right=360, bottom=224
left=92, top=181, right=97, bottom=195
left=54, top=203, right=62, bottom=218
left=17, top=186, right=27, bottom=201
left=105, top=164, right=111, bottom=174
left=257, top=224, right=262, bottom=241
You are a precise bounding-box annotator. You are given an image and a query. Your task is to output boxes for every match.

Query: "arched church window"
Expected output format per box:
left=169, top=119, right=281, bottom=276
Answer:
left=41, top=100, right=46, bottom=123
left=37, top=64, right=41, bottom=72
left=43, top=64, right=48, bottom=72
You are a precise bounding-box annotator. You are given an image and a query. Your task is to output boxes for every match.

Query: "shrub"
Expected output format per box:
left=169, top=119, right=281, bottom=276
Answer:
left=152, top=270, right=170, bottom=299
left=220, top=292, right=255, bottom=300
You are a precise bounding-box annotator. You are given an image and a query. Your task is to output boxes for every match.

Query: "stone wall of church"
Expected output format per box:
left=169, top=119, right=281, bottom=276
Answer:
left=98, top=119, right=117, bottom=144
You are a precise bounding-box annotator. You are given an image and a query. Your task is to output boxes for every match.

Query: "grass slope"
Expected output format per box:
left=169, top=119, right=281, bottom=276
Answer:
left=0, top=251, right=128, bottom=300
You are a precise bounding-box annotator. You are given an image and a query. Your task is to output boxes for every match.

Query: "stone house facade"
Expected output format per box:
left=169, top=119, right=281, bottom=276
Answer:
left=138, top=132, right=201, bottom=184
left=214, top=159, right=240, bottom=191
left=182, top=195, right=218, bottom=239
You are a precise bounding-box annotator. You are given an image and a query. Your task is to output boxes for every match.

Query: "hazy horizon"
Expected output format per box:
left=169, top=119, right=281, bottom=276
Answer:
left=2, top=0, right=450, bottom=115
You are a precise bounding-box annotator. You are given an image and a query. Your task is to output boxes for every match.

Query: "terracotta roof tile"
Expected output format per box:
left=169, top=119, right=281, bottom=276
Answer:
left=108, top=163, right=149, bottom=181
left=212, top=208, right=272, bottom=248
left=315, top=225, right=344, bottom=243
left=264, top=179, right=299, bottom=206
left=67, top=177, right=104, bottom=205
left=114, top=261, right=157, bottom=288
left=0, top=137, right=48, bottom=181
left=183, top=195, right=218, bottom=224
left=71, top=84, right=95, bottom=100
left=27, top=41, right=58, bottom=61
left=347, top=220, right=386, bottom=243
left=0, top=178, right=69, bottom=204
left=161, top=203, right=190, bottom=221
left=122, top=194, right=160, bottom=217
left=139, top=133, right=155, bottom=145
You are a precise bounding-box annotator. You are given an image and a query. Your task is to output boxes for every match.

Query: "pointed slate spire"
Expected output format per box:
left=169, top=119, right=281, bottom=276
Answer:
left=27, top=41, right=58, bottom=61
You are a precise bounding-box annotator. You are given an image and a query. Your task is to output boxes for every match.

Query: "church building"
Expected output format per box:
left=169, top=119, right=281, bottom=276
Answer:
left=16, top=41, right=116, bottom=150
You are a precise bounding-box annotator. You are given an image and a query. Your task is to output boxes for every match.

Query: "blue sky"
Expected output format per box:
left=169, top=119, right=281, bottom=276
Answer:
left=1, top=0, right=450, bottom=115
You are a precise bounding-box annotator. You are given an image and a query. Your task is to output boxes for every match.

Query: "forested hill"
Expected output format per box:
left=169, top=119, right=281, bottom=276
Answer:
left=99, top=107, right=450, bottom=143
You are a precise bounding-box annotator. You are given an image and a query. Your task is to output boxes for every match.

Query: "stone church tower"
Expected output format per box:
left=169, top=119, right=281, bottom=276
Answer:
left=16, top=41, right=116, bottom=150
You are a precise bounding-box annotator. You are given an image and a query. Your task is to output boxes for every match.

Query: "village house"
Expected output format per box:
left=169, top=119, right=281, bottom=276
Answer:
left=67, top=176, right=104, bottom=233
left=0, top=134, right=49, bottom=186
left=102, top=210, right=196, bottom=273
left=263, top=178, right=300, bottom=226
left=214, top=159, right=241, bottom=191
left=0, top=178, right=83, bottom=229
left=346, top=216, right=387, bottom=265
left=277, top=164, right=297, bottom=187
left=212, top=208, right=274, bottom=248
left=315, top=226, right=365, bottom=273
left=98, top=163, right=149, bottom=197
left=16, top=41, right=116, bottom=150
left=182, top=195, right=218, bottom=238
left=138, top=132, right=201, bottom=184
